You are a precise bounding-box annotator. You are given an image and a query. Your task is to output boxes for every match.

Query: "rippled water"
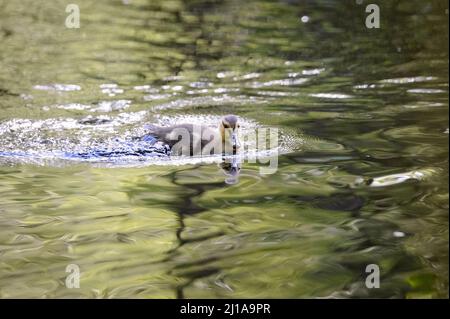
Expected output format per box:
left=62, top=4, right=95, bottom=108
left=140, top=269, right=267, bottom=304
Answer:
left=0, top=0, right=448, bottom=298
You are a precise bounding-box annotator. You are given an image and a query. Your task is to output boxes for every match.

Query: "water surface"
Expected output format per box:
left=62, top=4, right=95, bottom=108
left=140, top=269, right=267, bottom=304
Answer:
left=0, top=0, right=448, bottom=298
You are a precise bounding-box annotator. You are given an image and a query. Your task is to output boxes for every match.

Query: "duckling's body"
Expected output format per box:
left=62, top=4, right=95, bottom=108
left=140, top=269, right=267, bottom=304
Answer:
left=145, top=115, right=241, bottom=156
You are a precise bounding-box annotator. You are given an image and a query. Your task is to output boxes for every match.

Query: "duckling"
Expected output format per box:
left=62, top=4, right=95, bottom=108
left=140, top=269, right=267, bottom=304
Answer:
left=145, top=114, right=241, bottom=156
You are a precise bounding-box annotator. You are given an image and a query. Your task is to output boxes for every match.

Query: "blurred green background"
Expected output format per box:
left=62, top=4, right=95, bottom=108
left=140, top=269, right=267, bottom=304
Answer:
left=0, top=0, right=448, bottom=298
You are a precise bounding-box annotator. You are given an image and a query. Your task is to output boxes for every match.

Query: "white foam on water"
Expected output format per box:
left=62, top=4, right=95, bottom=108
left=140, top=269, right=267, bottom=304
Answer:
left=407, top=88, right=446, bottom=94
left=250, top=78, right=308, bottom=88
left=310, top=93, right=352, bottom=99
left=33, top=84, right=81, bottom=92
left=368, top=169, right=437, bottom=187
left=380, top=76, right=437, bottom=84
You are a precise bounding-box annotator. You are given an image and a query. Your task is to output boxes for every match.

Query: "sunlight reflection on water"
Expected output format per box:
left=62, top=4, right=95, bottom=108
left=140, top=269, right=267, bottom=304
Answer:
left=0, top=0, right=448, bottom=299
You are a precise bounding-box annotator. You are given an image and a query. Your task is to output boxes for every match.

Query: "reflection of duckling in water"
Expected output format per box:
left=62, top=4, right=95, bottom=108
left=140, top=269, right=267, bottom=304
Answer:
left=145, top=114, right=241, bottom=156
left=220, top=156, right=242, bottom=185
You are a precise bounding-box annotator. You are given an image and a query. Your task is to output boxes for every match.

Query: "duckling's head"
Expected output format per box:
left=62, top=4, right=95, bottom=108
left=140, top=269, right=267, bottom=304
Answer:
left=219, top=114, right=241, bottom=154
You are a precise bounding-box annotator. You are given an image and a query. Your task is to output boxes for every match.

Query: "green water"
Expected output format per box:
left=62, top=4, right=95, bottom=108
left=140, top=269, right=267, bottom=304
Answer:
left=0, top=0, right=448, bottom=298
